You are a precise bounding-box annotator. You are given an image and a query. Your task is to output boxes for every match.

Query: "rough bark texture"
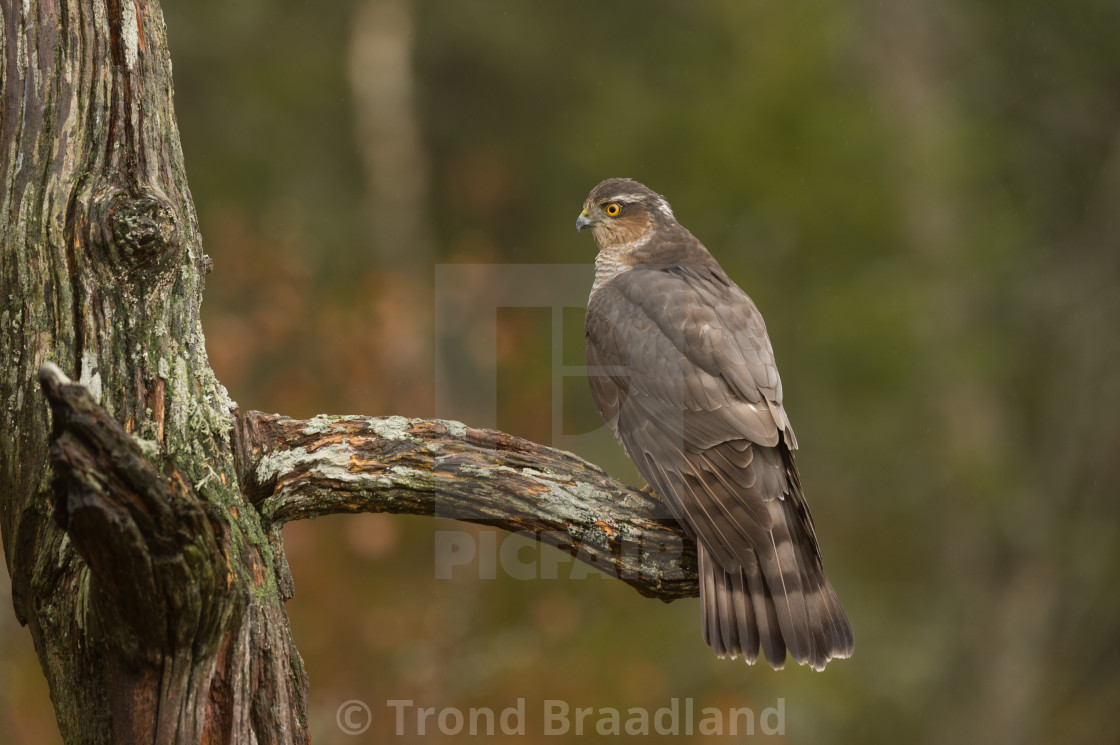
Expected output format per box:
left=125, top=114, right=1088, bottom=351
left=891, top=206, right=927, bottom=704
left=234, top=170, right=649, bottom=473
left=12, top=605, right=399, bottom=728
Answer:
left=238, top=411, right=698, bottom=601
left=0, top=2, right=308, bottom=742
left=0, top=1, right=697, bottom=742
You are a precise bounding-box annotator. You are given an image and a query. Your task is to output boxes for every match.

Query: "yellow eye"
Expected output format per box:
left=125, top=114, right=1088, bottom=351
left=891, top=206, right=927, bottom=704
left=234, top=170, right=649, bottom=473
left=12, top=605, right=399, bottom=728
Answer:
left=604, top=202, right=621, bottom=217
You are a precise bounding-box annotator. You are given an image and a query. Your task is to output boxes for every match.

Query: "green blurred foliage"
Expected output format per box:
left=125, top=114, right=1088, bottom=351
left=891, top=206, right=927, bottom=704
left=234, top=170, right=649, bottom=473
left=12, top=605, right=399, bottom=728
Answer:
left=3, top=0, right=1119, bottom=743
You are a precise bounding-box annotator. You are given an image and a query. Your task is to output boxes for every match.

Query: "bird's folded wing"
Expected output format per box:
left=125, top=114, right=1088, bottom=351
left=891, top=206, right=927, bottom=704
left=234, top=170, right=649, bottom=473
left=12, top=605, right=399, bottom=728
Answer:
left=585, top=267, right=843, bottom=660
left=612, top=266, right=797, bottom=447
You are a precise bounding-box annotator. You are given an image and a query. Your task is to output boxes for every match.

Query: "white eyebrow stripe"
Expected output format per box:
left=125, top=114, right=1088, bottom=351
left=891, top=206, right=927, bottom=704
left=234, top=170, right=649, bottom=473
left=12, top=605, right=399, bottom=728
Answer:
left=654, top=197, right=674, bottom=218
left=599, top=193, right=675, bottom=219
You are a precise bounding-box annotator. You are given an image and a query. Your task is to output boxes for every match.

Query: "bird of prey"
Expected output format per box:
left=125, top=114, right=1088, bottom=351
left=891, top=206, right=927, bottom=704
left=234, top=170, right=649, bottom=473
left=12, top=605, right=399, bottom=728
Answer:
left=577, top=178, right=853, bottom=670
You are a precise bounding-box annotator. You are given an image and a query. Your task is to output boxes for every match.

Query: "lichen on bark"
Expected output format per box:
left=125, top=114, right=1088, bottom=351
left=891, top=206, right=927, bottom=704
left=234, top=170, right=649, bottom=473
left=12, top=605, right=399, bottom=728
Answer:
left=1, top=1, right=308, bottom=742
left=0, top=2, right=698, bottom=742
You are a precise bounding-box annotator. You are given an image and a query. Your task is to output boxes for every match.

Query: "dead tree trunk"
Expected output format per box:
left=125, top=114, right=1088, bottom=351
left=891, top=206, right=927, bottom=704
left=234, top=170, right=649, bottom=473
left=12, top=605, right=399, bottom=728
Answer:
left=0, top=2, right=695, bottom=743
left=1, top=1, right=312, bottom=741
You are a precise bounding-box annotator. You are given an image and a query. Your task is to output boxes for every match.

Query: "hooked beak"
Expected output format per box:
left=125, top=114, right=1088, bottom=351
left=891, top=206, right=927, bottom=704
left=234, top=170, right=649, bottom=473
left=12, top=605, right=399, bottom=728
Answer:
left=575, top=209, right=594, bottom=233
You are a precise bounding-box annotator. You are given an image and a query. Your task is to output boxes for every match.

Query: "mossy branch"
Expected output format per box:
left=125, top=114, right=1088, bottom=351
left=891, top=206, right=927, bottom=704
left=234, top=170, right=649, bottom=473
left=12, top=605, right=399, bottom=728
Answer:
left=236, top=410, right=700, bottom=601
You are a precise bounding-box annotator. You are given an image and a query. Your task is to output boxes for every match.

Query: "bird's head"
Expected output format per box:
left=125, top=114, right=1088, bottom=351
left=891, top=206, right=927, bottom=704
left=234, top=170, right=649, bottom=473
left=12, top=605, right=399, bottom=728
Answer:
left=576, top=178, right=676, bottom=250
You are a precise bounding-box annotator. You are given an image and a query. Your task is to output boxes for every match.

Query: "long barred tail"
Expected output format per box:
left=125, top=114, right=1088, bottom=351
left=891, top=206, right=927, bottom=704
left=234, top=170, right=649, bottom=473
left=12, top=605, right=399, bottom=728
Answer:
left=698, top=541, right=854, bottom=671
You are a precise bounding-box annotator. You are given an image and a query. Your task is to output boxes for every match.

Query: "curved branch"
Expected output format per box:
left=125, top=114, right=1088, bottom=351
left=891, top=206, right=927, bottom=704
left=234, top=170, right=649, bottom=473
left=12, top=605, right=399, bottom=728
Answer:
left=237, top=411, right=699, bottom=601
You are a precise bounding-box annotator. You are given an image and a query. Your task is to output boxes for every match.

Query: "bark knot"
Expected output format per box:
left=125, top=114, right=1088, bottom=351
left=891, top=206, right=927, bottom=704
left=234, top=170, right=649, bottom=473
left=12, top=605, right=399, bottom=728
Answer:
left=91, top=186, right=182, bottom=285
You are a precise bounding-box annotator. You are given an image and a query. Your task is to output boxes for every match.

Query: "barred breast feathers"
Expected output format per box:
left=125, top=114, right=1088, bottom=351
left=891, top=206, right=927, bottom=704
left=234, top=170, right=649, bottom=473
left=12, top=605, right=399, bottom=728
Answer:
left=591, top=232, right=652, bottom=295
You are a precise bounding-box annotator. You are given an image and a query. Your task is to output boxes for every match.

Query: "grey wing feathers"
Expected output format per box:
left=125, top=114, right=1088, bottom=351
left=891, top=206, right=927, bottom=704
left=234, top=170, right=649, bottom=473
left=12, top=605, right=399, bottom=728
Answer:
left=610, top=265, right=797, bottom=448
left=585, top=266, right=852, bottom=669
